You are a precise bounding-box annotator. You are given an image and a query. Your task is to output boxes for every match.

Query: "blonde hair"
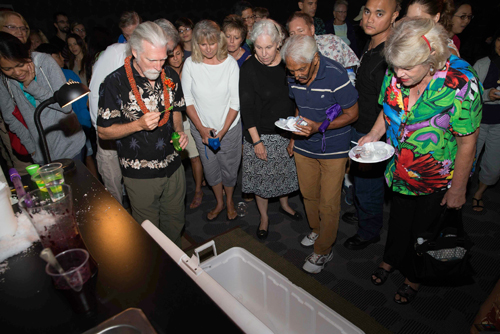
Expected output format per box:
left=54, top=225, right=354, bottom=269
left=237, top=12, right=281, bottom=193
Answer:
left=191, top=20, right=228, bottom=63
left=0, top=12, right=30, bottom=39
left=384, top=17, right=450, bottom=71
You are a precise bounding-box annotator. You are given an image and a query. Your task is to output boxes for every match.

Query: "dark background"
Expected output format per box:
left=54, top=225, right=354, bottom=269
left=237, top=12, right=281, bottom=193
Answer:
left=2, top=0, right=498, bottom=65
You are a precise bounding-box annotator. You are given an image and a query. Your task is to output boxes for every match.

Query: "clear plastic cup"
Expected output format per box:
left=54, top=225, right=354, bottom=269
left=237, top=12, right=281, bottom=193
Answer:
left=31, top=172, right=47, bottom=192
left=38, top=163, right=65, bottom=201
left=45, top=248, right=97, bottom=314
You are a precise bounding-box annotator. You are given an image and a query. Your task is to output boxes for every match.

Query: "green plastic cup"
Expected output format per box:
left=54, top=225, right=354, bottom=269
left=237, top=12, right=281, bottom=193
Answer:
left=31, top=172, right=48, bottom=192
left=26, top=164, right=40, bottom=176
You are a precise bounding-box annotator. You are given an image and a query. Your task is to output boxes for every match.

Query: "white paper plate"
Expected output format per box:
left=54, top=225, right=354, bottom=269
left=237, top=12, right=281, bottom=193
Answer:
left=349, top=141, right=395, bottom=163
left=275, top=119, right=298, bottom=132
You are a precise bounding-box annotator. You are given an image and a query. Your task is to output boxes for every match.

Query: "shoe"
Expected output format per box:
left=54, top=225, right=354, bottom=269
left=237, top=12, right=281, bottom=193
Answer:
left=256, top=221, right=269, bottom=240
left=342, top=212, right=358, bottom=224
left=343, top=234, right=380, bottom=250
left=227, top=205, right=237, bottom=220
left=371, top=267, right=394, bottom=286
left=301, top=232, right=319, bottom=247
left=394, top=283, right=419, bottom=305
left=472, top=197, right=484, bottom=212
left=279, top=207, right=303, bottom=221
left=343, top=184, right=353, bottom=205
left=206, top=206, right=225, bottom=221
left=303, top=251, right=334, bottom=274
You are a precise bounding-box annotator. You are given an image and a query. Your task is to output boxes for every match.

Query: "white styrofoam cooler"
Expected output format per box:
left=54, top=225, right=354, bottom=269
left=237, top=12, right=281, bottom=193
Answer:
left=141, top=220, right=364, bottom=334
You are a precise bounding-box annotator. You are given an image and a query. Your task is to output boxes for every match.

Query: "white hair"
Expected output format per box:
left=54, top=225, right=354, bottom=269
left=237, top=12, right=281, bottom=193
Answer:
left=249, top=19, right=286, bottom=48
left=154, top=18, right=180, bottom=50
left=281, top=34, right=318, bottom=64
left=128, top=21, right=168, bottom=56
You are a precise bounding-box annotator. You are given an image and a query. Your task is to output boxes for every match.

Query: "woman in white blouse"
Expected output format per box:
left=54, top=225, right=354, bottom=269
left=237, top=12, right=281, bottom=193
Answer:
left=181, top=20, right=241, bottom=221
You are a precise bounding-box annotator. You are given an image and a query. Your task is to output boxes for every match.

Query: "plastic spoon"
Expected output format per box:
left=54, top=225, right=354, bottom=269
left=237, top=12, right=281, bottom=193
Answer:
left=40, top=248, right=82, bottom=292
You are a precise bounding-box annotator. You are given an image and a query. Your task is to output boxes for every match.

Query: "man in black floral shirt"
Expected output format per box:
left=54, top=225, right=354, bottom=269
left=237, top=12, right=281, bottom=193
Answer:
left=97, top=22, right=187, bottom=247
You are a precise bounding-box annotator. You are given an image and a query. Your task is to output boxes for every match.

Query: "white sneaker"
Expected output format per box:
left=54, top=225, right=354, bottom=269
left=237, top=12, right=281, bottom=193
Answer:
left=302, top=251, right=334, bottom=274
left=301, top=232, right=319, bottom=247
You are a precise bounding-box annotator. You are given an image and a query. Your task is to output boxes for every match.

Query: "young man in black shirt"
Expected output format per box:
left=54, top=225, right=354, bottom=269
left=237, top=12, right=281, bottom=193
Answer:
left=343, top=0, right=400, bottom=250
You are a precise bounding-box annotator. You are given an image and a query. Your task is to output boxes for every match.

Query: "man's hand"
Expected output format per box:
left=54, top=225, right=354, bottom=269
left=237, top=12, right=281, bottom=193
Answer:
left=176, top=131, right=189, bottom=150
left=138, top=112, right=160, bottom=131
left=489, top=88, right=500, bottom=101
left=294, top=117, right=320, bottom=137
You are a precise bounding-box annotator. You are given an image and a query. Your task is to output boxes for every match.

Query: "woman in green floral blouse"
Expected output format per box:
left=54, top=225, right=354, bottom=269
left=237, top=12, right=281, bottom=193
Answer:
left=358, top=18, right=482, bottom=304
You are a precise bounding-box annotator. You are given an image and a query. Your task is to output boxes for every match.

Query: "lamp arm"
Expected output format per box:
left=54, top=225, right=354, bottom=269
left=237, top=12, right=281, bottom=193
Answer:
left=34, top=96, right=57, bottom=164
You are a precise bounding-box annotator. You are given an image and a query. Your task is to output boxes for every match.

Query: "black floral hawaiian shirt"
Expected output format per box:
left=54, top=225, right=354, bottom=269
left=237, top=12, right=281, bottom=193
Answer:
left=97, top=60, right=186, bottom=179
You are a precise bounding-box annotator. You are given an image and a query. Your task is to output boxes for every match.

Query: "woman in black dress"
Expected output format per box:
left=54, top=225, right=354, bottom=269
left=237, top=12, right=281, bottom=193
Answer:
left=239, top=19, right=302, bottom=239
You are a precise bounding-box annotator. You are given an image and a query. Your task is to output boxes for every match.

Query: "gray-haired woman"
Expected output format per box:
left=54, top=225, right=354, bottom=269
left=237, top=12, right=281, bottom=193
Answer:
left=240, top=19, right=302, bottom=239
left=181, top=20, right=241, bottom=221
left=359, top=18, right=482, bottom=304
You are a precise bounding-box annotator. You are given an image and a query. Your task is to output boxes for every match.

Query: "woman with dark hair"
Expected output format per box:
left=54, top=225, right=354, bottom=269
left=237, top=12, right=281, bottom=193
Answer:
left=449, top=0, right=473, bottom=52
left=66, top=33, right=91, bottom=85
left=406, top=0, right=459, bottom=56
left=223, top=15, right=251, bottom=67
left=325, top=0, right=359, bottom=57
left=167, top=43, right=206, bottom=209
left=175, top=17, right=194, bottom=58
left=471, top=29, right=500, bottom=212
left=0, top=32, right=86, bottom=165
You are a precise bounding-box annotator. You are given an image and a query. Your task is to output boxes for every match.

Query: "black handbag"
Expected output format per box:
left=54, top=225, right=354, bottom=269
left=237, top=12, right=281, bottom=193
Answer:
left=413, top=208, right=475, bottom=285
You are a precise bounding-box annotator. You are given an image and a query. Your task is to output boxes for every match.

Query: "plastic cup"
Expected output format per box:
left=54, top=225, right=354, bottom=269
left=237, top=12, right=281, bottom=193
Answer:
left=361, top=150, right=374, bottom=160
left=374, top=148, right=388, bottom=159
left=19, top=184, right=84, bottom=255
left=236, top=202, right=248, bottom=217
left=38, top=163, right=65, bottom=202
left=31, top=172, right=48, bottom=192
left=25, top=164, right=40, bottom=176
left=45, top=248, right=97, bottom=314
left=171, top=132, right=182, bottom=151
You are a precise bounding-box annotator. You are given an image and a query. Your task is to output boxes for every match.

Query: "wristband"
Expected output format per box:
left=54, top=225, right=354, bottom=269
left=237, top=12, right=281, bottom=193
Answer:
left=252, top=139, right=263, bottom=147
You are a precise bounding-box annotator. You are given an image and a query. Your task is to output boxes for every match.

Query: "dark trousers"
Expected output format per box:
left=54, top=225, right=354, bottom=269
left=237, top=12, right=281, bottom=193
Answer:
left=383, top=190, right=447, bottom=283
left=350, top=128, right=385, bottom=240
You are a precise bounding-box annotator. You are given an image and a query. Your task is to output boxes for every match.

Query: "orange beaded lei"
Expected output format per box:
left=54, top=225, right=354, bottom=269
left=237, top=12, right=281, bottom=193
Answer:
left=124, top=56, right=175, bottom=127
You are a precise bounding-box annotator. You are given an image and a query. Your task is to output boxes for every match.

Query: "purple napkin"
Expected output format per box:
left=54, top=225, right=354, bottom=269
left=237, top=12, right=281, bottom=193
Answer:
left=318, top=104, right=342, bottom=152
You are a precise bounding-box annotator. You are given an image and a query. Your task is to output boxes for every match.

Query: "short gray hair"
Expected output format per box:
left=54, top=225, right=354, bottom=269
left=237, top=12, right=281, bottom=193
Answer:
left=281, top=34, right=318, bottom=64
left=334, top=0, right=349, bottom=11
left=249, top=19, right=286, bottom=48
left=154, top=18, right=180, bottom=50
left=128, top=21, right=169, bottom=56
left=384, top=17, right=450, bottom=70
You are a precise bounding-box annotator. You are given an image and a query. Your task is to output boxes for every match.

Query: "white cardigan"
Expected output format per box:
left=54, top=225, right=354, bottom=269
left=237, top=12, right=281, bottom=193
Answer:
left=181, top=56, right=240, bottom=132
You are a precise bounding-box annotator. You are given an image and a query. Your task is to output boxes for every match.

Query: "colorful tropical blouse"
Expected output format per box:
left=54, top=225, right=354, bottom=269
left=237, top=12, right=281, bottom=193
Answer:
left=379, top=55, right=483, bottom=196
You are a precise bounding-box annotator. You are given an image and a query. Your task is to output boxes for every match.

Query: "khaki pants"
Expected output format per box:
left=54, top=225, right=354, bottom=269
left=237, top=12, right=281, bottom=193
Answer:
left=96, top=136, right=123, bottom=204
left=295, top=153, right=347, bottom=255
left=123, top=167, right=186, bottom=248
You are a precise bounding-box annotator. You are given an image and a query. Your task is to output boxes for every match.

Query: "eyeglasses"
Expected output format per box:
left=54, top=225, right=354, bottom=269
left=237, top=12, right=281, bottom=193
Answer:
left=454, top=14, right=474, bottom=21
left=3, top=25, right=28, bottom=33
left=242, top=15, right=256, bottom=21
left=178, top=27, right=191, bottom=34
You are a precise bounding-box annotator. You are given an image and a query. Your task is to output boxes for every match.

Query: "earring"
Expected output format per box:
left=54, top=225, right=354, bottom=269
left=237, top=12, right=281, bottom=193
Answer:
left=430, top=66, right=435, bottom=75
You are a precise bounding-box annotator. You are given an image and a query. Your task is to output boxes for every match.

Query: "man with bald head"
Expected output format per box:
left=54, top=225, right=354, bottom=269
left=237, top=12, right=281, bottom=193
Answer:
left=343, top=0, right=400, bottom=251
left=97, top=22, right=187, bottom=246
left=282, top=35, right=359, bottom=274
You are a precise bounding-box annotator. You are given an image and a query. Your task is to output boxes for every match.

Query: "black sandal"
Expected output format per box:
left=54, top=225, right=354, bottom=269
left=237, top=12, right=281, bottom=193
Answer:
left=394, top=283, right=418, bottom=304
left=371, top=267, right=393, bottom=286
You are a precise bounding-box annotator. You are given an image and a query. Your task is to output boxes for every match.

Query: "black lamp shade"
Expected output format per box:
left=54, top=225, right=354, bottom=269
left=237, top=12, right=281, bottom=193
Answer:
left=55, top=79, right=90, bottom=108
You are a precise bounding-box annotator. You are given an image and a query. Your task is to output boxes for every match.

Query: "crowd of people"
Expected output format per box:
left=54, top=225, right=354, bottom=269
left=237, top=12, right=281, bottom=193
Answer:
left=0, top=0, right=496, bottom=305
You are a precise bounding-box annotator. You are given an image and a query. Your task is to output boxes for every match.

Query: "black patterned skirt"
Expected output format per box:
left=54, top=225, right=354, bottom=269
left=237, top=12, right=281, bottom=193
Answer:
left=242, top=134, right=299, bottom=198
